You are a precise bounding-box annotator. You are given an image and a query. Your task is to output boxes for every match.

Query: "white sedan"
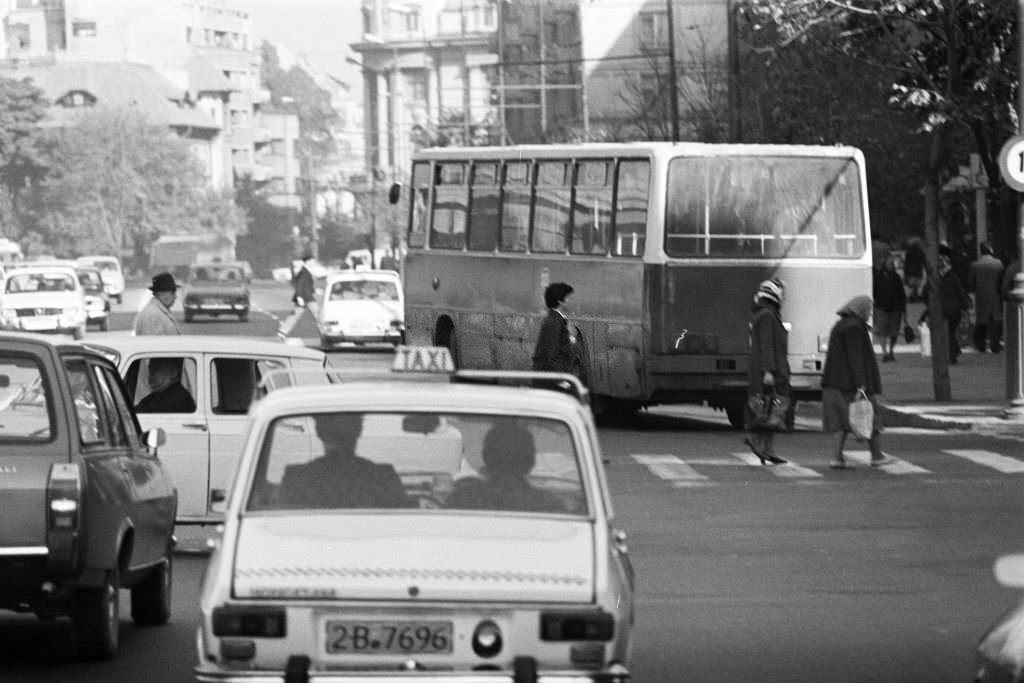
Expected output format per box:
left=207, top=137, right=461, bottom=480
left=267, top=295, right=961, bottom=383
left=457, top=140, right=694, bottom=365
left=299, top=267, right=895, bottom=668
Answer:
left=194, top=346, right=634, bottom=682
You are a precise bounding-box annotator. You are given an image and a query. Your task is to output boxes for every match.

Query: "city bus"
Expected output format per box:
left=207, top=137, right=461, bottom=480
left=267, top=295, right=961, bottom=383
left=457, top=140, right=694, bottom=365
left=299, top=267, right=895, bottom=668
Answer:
left=394, top=142, right=872, bottom=425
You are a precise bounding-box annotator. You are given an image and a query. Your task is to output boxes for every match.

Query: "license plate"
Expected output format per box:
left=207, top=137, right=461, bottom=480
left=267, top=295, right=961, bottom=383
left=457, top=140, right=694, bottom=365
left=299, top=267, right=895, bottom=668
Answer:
left=22, top=316, right=57, bottom=330
left=324, top=620, right=453, bottom=655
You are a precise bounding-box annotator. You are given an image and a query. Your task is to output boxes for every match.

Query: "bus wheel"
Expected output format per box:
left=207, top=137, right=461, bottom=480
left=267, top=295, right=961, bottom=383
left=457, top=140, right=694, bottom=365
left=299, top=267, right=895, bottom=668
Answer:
left=724, top=399, right=746, bottom=430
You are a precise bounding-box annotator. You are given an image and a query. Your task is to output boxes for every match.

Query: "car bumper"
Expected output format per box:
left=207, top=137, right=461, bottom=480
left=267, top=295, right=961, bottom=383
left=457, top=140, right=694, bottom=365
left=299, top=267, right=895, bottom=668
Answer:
left=185, top=303, right=249, bottom=314
left=195, top=665, right=629, bottom=683
left=319, top=329, right=404, bottom=346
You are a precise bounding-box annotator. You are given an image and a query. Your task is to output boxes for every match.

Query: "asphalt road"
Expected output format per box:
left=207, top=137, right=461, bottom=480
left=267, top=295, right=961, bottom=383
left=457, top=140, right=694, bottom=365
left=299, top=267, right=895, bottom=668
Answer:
left=3, top=282, right=1022, bottom=682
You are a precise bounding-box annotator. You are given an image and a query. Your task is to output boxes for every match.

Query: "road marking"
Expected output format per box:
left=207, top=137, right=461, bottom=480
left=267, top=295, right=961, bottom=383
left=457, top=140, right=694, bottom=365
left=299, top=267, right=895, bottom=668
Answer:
left=631, top=454, right=713, bottom=487
left=943, top=449, right=1024, bottom=474
left=845, top=451, right=930, bottom=474
left=730, top=452, right=822, bottom=478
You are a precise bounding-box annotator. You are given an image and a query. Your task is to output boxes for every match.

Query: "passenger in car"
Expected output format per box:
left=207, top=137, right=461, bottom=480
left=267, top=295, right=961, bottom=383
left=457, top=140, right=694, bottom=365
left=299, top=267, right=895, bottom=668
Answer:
left=279, top=413, right=412, bottom=509
left=134, top=357, right=196, bottom=413
left=446, top=422, right=565, bottom=514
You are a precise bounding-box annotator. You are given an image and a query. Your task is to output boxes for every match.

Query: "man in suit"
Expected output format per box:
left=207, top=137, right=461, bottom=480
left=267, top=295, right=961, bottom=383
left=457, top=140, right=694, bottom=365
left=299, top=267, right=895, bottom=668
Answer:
left=133, top=272, right=181, bottom=336
left=531, top=282, right=575, bottom=373
left=279, top=413, right=411, bottom=509
left=135, top=357, right=195, bottom=413
left=277, top=250, right=318, bottom=340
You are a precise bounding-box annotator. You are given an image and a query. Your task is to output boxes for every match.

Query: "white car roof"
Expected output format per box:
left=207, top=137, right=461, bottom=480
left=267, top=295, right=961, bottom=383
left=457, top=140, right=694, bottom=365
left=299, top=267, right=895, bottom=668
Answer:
left=92, top=334, right=326, bottom=361
left=325, top=270, right=400, bottom=283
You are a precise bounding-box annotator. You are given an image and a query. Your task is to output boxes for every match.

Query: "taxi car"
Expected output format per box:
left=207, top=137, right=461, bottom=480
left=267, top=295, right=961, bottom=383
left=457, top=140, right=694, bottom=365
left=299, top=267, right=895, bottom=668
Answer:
left=183, top=262, right=252, bottom=322
left=318, top=269, right=404, bottom=348
left=76, top=255, right=125, bottom=304
left=976, top=553, right=1024, bottom=681
left=194, top=346, right=634, bottom=682
left=0, top=333, right=177, bottom=660
left=0, top=263, right=87, bottom=339
left=76, top=265, right=111, bottom=331
left=92, top=335, right=330, bottom=523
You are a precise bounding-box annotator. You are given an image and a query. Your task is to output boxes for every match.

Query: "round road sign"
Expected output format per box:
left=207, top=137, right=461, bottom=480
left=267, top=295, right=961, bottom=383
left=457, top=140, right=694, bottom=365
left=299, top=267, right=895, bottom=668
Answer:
left=998, top=135, right=1024, bottom=192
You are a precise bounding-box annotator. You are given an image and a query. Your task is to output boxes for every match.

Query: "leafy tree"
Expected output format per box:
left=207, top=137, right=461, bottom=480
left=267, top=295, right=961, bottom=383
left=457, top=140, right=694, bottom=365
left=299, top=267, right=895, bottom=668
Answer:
left=0, top=77, right=48, bottom=242
left=30, top=106, right=244, bottom=268
left=745, top=0, right=1017, bottom=400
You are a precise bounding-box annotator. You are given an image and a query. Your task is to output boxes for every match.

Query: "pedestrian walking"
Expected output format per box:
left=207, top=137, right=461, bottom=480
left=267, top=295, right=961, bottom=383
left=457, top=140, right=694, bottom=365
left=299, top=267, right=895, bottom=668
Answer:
left=903, top=237, right=926, bottom=301
left=919, top=254, right=970, bottom=363
left=871, top=233, right=891, bottom=273
left=532, top=282, right=574, bottom=373
left=968, top=242, right=1005, bottom=353
left=133, top=272, right=181, bottom=336
left=872, top=253, right=906, bottom=362
left=742, top=278, right=789, bottom=466
left=278, top=251, right=318, bottom=340
left=821, top=295, right=896, bottom=469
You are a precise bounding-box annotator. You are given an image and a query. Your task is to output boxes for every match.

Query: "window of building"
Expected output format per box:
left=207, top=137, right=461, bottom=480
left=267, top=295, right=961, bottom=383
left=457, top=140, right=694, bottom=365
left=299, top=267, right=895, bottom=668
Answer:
left=230, top=108, right=248, bottom=126
left=186, top=26, right=192, bottom=43
left=270, top=139, right=286, bottom=156
left=8, top=23, right=30, bottom=50
left=72, top=20, right=97, bottom=37
left=405, top=6, right=421, bottom=32
left=407, top=74, right=427, bottom=102
left=638, top=11, right=668, bottom=49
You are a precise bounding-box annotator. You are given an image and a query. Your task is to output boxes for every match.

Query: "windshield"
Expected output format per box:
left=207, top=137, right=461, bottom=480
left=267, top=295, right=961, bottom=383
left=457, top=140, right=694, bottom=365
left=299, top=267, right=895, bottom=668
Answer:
left=328, top=279, right=399, bottom=302
left=90, top=260, right=119, bottom=272
left=77, top=271, right=104, bottom=293
left=664, top=156, right=865, bottom=259
left=5, top=272, right=76, bottom=293
left=247, top=411, right=586, bottom=516
left=0, top=355, right=53, bottom=441
left=190, top=265, right=244, bottom=283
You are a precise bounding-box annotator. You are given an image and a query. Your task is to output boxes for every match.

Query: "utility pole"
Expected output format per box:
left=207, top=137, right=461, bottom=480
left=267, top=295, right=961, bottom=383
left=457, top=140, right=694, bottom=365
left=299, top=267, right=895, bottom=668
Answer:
left=1005, top=0, right=1024, bottom=419
left=664, top=0, right=680, bottom=143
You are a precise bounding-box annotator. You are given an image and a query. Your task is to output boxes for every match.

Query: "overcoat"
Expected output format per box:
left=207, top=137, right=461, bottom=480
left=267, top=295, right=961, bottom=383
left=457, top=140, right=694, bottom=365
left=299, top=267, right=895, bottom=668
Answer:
left=968, top=254, right=1005, bottom=323
left=133, top=297, right=180, bottom=335
left=292, top=265, right=316, bottom=305
left=531, top=309, right=572, bottom=373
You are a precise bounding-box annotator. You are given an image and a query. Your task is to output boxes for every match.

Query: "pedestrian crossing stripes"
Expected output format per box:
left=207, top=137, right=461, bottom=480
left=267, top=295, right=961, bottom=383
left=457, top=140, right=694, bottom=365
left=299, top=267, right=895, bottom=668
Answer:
left=628, top=449, right=1024, bottom=485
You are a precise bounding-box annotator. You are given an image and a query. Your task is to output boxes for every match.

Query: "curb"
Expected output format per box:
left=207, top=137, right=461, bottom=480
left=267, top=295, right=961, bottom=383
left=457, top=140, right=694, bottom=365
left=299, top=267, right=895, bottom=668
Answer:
left=877, top=404, right=974, bottom=431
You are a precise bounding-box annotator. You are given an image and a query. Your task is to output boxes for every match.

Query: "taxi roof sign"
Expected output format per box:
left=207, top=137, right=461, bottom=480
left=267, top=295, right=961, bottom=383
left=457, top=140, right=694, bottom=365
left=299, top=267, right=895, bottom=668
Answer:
left=392, top=345, right=455, bottom=374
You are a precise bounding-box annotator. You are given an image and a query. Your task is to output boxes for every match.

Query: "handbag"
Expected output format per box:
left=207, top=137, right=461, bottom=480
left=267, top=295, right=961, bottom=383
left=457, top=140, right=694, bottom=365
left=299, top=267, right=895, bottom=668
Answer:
left=903, top=323, right=915, bottom=343
left=848, top=388, right=874, bottom=441
left=747, top=390, right=792, bottom=432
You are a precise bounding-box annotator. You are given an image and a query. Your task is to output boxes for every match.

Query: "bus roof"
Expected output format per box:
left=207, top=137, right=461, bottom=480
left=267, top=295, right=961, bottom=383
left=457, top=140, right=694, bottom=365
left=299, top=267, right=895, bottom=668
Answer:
left=411, top=141, right=864, bottom=161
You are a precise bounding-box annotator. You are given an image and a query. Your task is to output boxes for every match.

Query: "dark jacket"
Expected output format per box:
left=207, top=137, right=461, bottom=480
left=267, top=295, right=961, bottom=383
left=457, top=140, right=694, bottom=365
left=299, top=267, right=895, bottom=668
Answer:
left=747, top=302, right=789, bottom=395
left=821, top=314, right=882, bottom=395
left=291, top=265, right=316, bottom=305
left=872, top=269, right=906, bottom=313
left=532, top=309, right=572, bottom=373
left=922, top=270, right=969, bottom=319
left=135, top=382, right=196, bottom=413
left=279, top=454, right=411, bottom=509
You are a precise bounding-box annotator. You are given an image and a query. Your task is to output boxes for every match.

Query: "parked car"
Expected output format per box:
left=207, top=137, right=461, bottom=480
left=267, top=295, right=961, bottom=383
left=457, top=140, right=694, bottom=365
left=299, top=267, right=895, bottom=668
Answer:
left=182, top=261, right=251, bottom=322
left=318, top=269, right=405, bottom=348
left=0, top=332, right=177, bottom=659
left=90, top=335, right=331, bottom=523
left=76, top=266, right=111, bottom=331
left=76, top=255, right=125, bottom=304
left=194, top=346, right=634, bottom=682
left=0, top=264, right=87, bottom=339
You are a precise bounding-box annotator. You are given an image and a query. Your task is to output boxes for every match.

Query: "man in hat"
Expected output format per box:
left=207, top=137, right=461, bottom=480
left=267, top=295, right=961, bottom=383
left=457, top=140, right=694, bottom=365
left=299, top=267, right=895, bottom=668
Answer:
left=133, top=272, right=181, bottom=336
left=278, top=250, right=318, bottom=340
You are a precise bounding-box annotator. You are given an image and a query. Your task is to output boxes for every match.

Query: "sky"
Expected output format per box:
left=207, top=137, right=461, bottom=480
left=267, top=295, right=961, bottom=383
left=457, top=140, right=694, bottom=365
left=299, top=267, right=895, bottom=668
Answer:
left=240, top=0, right=365, bottom=89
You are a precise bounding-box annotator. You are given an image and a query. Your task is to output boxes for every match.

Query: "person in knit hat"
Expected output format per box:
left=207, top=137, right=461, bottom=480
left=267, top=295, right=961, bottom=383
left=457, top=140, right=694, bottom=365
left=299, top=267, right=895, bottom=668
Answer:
left=821, top=295, right=896, bottom=469
left=742, top=277, right=789, bottom=465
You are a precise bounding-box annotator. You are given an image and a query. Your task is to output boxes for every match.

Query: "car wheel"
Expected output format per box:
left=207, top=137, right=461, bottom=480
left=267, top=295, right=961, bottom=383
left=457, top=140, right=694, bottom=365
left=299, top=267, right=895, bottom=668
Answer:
left=115, top=294, right=123, bottom=305
left=99, top=318, right=109, bottom=332
left=131, top=553, right=172, bottom=625
left=72, top=326, right=84, bottom=341
left=239, top=311, right=249, bottom=322
left=184, top=312, right=194, bottom=323
left=71, top=566, right=119, bottom=660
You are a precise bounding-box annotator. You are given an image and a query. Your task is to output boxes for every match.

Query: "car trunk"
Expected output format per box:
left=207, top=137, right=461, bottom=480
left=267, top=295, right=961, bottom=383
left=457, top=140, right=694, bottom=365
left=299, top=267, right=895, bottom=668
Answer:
left=0, top=453, right=60, bottom=547
left=233, top=514, right=594, bottom=603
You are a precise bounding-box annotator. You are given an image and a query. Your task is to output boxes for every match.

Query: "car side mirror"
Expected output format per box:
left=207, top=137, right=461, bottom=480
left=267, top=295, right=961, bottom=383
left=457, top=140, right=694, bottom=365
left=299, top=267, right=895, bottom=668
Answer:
left=144, top=427, right=166, bottom=451
left=388, top=182, right=402, bottom=205
left=209, top=488, right=227, bottom=515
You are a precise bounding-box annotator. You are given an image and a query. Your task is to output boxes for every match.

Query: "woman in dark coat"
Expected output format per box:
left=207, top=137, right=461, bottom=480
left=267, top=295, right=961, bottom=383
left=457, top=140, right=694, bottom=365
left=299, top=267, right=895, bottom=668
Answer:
left=743, top=278, right=789, bottom=465
left=532, top=282, right=574, bottom=373
left=872, top=253, right=906, bottom=362
left=821, top=295, right=896, bottom=469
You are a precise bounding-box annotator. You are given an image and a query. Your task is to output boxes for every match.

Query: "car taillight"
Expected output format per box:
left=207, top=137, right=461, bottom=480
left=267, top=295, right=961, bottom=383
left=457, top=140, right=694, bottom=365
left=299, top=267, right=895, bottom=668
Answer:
left=46, top=463, right=82, bottom=573
left=212, top=606, right=287, bottom=638
left=539, top=611, right=614, bottom=641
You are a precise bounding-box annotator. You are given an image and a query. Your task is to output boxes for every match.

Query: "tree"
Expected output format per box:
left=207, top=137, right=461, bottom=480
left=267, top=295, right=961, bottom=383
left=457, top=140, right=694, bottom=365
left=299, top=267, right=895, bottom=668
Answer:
left=0, top=77, right=48, bottom=241
left=746, top=0, right=1017, bottom=401
left=30, top=106, right=244, bottom=267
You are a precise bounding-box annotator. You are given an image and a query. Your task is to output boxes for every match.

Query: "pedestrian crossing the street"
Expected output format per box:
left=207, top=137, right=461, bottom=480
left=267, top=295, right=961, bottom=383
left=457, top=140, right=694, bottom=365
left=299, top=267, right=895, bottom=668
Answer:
left=626, top=449, right=1024, bottom=486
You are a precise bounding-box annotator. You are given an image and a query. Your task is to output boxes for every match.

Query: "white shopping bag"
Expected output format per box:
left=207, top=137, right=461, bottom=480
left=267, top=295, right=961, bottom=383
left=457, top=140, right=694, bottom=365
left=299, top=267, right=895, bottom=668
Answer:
left=918, top=322, right=931, bottom=358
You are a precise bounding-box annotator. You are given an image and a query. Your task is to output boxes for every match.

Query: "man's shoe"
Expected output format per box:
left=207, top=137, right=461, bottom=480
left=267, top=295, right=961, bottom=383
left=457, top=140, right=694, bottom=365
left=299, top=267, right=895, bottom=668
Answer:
left=870, top=455, right=898, bottom=467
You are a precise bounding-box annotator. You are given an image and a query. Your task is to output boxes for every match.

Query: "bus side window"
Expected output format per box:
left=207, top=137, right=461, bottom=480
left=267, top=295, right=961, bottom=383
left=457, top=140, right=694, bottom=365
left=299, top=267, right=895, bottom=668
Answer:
left=500, top=161, right=530, bottom=252
left=408, top=162, right=431, bottom=248
left=613, top=160, right=649, bottom=257
left=531, top=160, right=571, bottom=253
left=571, top=160, right=612, bottom=255
left=430, top=162, right=467, bottom=250
left=468, top=162, right=500, bottom=252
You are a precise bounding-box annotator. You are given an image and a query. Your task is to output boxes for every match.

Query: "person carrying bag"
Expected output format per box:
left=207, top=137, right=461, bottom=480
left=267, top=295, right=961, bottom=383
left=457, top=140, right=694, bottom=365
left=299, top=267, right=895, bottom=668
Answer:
left=820, top=295, right=897, bottom=469
left=742, top=278, right=790, bottom=465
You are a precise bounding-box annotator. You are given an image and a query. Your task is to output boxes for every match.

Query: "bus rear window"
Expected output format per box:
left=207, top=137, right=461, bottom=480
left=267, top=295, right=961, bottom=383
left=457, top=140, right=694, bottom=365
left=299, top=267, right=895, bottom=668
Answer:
left=665, top=156, right=865, bottom=259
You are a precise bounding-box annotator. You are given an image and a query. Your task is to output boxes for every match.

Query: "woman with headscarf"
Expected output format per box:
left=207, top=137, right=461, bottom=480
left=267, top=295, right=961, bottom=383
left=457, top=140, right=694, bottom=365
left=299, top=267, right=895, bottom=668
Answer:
left=743, top=278, right=789, bottom=465
left=821, top=295, right=897, bottom=469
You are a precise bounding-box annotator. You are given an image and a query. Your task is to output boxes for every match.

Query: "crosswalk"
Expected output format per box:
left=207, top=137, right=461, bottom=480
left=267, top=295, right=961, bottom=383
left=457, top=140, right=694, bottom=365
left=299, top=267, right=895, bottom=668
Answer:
left=625, top=449, right=1024, bottom=486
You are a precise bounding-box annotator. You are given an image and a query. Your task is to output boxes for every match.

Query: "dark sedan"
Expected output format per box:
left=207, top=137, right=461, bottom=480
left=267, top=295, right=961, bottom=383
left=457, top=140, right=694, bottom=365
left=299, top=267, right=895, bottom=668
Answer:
left=182, top=262, right=250, bottom=322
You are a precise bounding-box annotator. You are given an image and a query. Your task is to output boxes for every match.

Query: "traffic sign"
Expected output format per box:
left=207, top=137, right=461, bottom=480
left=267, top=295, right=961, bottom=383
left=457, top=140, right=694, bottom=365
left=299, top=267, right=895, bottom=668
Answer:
left=998, top=135, right=1024, bottom=192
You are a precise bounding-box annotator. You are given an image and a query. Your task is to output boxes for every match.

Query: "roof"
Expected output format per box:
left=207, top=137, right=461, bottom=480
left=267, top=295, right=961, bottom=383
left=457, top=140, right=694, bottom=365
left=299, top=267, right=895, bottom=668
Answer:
left=6, top=62, right=219, bottom=131
left=87, top=334, right=326, bottom=361
left=0, top=331, right=111, bottom=360
left=325, top=269, right=401, bottom=282
left=187, top=55, right=236, bottom=93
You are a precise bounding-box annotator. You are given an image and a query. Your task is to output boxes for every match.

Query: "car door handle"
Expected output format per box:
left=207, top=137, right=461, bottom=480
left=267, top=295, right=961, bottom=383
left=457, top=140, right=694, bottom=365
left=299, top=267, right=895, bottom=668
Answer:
left=182, top=422, right=208, bottom=431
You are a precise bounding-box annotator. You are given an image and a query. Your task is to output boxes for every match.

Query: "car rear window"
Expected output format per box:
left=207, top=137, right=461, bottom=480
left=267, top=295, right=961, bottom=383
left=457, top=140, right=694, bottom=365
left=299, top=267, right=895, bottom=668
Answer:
left=247, top=412, right=586, bottom=517
left=0, top=354, right=54, bottom=442
left=328, top=279, right=399, bottom=302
